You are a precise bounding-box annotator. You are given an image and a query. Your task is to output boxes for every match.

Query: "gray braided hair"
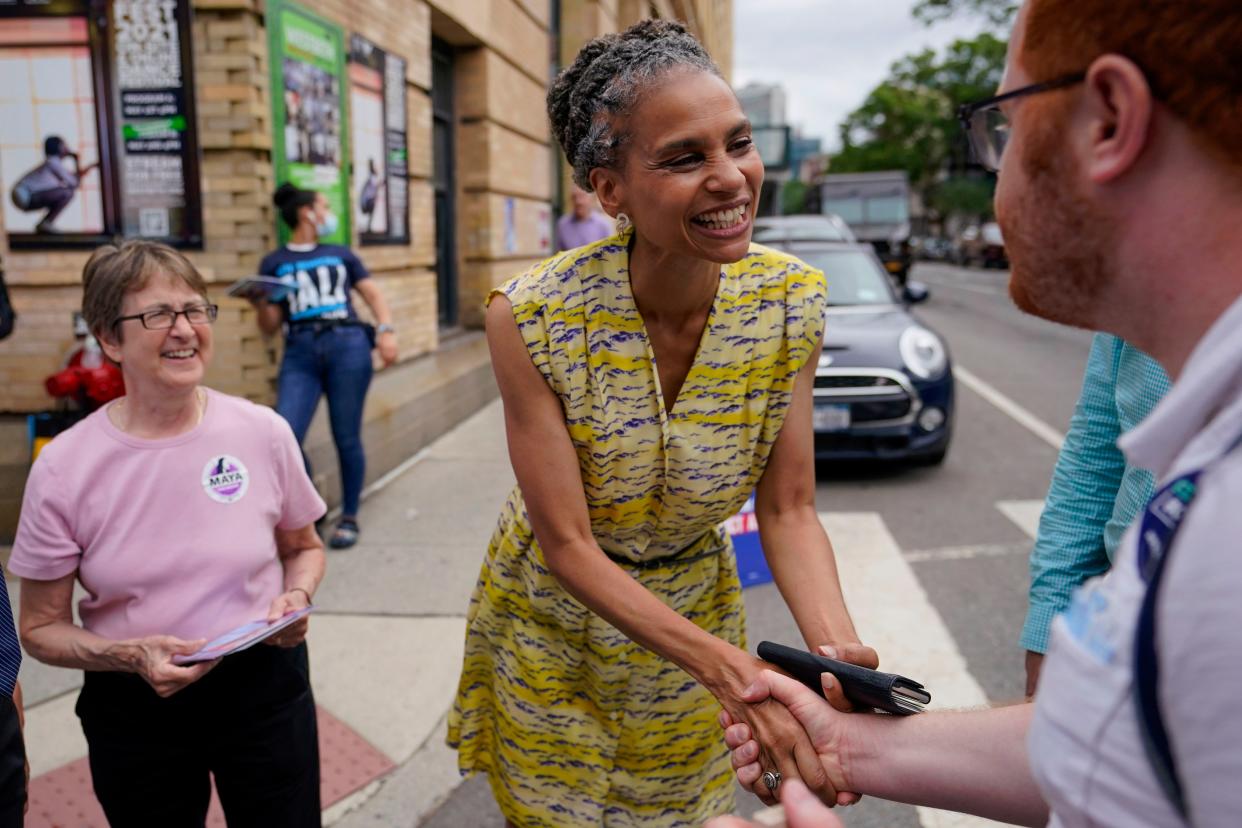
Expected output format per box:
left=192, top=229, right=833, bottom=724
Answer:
left=547, top=19, right=723, bottom=191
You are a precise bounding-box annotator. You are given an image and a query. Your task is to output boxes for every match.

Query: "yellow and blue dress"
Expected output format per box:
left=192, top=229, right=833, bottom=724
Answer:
left=447, top=230, right=827, bottom=826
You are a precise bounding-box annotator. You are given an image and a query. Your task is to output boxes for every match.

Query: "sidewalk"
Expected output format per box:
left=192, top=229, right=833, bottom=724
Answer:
left=17, top=399, right=515, bottom=826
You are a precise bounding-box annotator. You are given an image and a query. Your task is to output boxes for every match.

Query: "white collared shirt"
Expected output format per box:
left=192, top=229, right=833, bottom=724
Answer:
left=1028, top=293, right=1242, bottom=827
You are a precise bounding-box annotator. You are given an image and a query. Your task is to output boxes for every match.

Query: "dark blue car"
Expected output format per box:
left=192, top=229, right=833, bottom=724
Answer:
left=776, top=242, right=955, bottom=465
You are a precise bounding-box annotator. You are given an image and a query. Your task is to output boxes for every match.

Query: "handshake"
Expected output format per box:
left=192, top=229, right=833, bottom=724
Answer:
left=707, top=641, right=1049, bottom=828
left=706, top=643, right=887, bottom=828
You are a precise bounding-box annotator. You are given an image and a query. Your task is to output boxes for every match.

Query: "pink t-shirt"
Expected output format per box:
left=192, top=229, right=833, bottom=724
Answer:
left=10, top=389, right=326, bottom=643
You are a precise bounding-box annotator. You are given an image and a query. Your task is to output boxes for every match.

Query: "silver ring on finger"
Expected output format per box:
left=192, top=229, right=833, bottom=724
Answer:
left=762, top=770, right=781, bottom=792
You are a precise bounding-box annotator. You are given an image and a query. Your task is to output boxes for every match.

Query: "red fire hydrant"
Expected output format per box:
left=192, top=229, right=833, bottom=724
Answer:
left=45, top=337, right=125, bottom=407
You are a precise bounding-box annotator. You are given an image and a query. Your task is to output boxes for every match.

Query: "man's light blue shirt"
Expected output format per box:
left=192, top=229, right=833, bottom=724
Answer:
left=1021, top=333, right=1172, bottom=653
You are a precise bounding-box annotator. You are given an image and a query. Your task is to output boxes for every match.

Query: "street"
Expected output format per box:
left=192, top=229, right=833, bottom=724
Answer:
left=14, top=260, right=1095, bottom=827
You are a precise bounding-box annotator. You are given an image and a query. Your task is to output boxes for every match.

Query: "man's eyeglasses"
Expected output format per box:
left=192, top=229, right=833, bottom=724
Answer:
left=957, top=72, right=1085, bottom=172
left=113, top=303, right=219, bottom=331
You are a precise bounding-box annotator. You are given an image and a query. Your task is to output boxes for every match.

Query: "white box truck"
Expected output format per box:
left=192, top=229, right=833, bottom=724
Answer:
left=819, top=171, right=913, bottom=284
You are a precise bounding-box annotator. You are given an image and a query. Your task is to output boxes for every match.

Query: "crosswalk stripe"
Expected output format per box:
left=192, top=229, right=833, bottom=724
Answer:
left=823, top=512, right=1010, bottom=828
left=996, top=500, right=1045, bottom=540
left=904, top=542, right=1029, bottom=563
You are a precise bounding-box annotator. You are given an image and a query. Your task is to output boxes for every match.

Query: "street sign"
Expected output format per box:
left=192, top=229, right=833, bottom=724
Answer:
left=725, top=494, right=773, bottom=587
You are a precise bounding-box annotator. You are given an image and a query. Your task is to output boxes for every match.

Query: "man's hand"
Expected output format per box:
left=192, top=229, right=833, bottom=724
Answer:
left=705, top=779, right=845, bottom=828
left=720, top=644, right=874, bottom=806
left=723, top=669, right=858, bottom=809
left=719, top=664, right=846, bottom=809
left=1025, top=651, right=1044, bottom=700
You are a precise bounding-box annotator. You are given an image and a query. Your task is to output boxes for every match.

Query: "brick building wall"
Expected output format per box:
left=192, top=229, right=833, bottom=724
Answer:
left=0, top=0, right=732, bottom=539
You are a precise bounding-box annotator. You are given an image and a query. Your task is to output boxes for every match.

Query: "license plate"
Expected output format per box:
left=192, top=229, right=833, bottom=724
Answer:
left=813, top=404, right=851, bottom=432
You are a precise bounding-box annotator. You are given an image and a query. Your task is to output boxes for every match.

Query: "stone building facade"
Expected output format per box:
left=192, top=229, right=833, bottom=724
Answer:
left=0, top=0, right=732, bottom=539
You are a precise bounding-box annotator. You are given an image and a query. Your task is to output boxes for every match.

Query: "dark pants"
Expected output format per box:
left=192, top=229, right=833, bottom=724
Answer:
left=276, top=325, right=373, bottom=517
left=76, top=643, right=320, bottom=827
left=0, top=695, right=26, bottom=827
left=27, top=186, right=75, bottom=228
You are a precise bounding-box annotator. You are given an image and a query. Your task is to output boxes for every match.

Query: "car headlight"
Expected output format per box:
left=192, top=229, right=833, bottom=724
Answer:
left=899, top=326, right=947, bottom=380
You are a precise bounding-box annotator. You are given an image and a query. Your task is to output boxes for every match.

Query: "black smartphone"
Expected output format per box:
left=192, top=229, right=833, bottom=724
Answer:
left=757, top=641, right=930, bottom=715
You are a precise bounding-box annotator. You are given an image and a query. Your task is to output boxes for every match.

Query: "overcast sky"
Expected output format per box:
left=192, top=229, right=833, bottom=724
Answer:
left=733, top=0, right=993, bottom=150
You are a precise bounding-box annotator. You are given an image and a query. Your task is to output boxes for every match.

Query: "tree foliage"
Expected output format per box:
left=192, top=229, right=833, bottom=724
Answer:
left=782, top=180, right=809, bottom=215
left=927, top=175, right=995, bottom=218
left=828, top=33, right=1007, bottom=217
left=912, top=0, right=1018, bottom=29
left=830, top=80, right=947, bottom=186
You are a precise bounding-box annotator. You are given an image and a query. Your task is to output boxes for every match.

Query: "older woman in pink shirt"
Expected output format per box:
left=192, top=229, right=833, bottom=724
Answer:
left=11, top=241, right=327, bottom=826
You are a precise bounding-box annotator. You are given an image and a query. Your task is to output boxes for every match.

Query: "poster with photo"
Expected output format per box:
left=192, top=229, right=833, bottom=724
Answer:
left=348, top=34, right=408, bottom=245
left=109, top=0, right=202, bottom=245
left=0, top=0, right=202, bottom=248
left=268, top=1, right=350, bottom=246
left=0, top=10, right=107, bottom=240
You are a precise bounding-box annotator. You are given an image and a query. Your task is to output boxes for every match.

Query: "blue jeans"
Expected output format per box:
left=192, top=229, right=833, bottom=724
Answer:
left=276, top=325, right=373, bottom=517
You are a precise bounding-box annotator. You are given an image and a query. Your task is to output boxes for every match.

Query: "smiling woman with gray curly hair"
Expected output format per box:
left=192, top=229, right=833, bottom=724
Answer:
left=446, top=19, right=877, bottom=827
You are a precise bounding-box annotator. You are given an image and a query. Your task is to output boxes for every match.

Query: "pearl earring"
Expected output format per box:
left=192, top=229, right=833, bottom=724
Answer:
left=615, top=212, right=632, bottom=232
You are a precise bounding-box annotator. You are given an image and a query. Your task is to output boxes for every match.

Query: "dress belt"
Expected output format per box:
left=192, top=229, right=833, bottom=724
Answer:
left=603, top=542, right=723, bottom=571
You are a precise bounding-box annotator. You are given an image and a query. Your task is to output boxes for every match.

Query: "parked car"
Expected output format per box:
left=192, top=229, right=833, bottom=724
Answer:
left=752, top=214, right=856, bottom=245
left=776, top=241, right=955, bottom=465
left=955, top=221, right=1008, bottom=268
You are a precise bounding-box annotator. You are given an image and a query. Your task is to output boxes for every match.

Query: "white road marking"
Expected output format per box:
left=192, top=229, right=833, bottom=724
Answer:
left=997, top=500, right=1046, bottom=540
left=821, top=513, right=1011, bottom=828
left=954, top=365, right=1066, bottom=452
left=904, top=542, right=1030, bottom=563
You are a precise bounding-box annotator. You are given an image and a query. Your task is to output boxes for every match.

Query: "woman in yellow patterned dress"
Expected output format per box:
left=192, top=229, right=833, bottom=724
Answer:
left=448, top=20, right=878, bottom=827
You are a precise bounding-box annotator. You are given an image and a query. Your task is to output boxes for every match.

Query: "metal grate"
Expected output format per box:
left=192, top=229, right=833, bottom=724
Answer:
left=851, top=399, right=913, bottom=422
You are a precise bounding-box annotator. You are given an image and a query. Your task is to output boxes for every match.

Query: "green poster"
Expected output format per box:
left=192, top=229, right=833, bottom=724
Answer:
left=268, top=0, right=351, bottom=245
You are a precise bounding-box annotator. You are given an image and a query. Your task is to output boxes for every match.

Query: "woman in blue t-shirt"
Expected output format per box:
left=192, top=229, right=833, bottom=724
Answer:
left=250, top=183, right=398, bottom=549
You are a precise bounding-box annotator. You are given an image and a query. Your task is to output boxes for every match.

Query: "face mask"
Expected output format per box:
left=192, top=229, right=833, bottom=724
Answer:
left=316, top=212, right=339, bottom=239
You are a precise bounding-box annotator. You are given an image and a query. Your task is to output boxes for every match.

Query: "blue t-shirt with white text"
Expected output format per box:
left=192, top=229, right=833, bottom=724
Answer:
left=257, top=244, right=369, bottom=325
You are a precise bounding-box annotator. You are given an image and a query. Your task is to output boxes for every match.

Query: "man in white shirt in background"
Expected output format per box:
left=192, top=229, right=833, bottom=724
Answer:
left=711, top=0, right=1242, bottom=825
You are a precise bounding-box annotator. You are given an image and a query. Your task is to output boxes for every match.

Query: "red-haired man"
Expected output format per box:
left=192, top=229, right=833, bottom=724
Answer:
left=711, top=1, right=1242, bottom=825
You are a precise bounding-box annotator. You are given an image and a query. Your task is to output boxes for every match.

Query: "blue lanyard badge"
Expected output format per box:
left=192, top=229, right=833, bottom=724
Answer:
left=1132, top=431, right=1242, bottom=820
left=1135, top=473, right=1200, bottom=583
left=1133, top=470, right=1200, bottom=821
